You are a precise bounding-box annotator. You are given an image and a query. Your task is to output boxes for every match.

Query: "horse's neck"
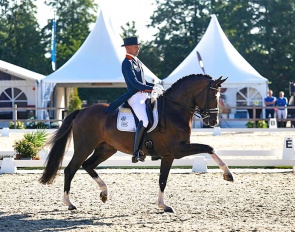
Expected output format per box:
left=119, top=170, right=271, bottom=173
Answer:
left=160, top=93, right=195, bottom=119
left=165, top=89, right=195, bottom=110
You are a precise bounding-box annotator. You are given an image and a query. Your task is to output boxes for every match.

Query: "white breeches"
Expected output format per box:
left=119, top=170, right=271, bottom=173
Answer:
left=277, top=109, right=287, bottom=119
left=128, top=92, right=149, bottom=127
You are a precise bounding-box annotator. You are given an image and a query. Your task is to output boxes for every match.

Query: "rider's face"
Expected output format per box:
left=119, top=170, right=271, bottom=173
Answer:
left=126, top=45, right=140, bottom=56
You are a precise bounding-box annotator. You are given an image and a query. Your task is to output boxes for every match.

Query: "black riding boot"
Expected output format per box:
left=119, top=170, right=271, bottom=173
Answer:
left=132, top=121, right=146, bottom=163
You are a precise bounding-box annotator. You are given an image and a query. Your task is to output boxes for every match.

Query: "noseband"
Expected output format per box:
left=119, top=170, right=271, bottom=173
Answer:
left=164, top=80, right=219, bottom=119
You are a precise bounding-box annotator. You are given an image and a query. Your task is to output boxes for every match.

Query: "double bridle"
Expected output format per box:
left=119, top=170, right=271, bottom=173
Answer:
left=164, top=80, right=219, bottom=119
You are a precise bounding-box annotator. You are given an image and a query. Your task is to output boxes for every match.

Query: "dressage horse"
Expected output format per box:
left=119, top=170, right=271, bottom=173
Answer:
left=39, top=74, right=233, bottom=213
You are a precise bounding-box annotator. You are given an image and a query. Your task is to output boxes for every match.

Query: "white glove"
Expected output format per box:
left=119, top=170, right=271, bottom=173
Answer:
left=154, top=84, right=164, bottom=91
left=152, top=85, right=164, bottom=95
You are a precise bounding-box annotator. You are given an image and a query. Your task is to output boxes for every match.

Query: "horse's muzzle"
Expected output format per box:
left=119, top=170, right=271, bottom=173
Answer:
left=203, top=114, right=219, bottom=127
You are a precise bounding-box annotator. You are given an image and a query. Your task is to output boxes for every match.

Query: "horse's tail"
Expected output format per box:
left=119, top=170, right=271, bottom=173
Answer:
left=39, top=110, right=80, bottom=185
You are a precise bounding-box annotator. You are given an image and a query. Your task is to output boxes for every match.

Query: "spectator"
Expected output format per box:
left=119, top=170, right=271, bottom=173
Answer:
left=288, top=91, right=295, bottom=128
left=276, top=91, right=288, bottom=127
left=264, top=90, right=276, bottom=119
left=219, top=96, right=230, bottom=119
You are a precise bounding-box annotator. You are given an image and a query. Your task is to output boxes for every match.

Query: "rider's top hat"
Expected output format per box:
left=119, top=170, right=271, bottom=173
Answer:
left=121, top=37, right=140, bottom=47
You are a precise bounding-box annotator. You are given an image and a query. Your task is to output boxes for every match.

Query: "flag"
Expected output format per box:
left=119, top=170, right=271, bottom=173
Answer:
left=51, top=13, right=57, bottom=71
left=196, top=51, right=205, bottom=75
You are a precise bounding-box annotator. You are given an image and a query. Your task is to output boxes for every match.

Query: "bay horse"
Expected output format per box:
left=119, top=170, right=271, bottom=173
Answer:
left=39, top=74, right=233, bottom=213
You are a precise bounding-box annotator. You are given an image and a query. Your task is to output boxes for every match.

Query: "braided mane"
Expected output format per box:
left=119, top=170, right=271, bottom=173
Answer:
left=164, top=74, right=212, bottom=95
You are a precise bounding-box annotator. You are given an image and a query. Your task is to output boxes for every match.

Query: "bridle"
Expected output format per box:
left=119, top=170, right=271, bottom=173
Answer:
left=195, top=80, right=219, bottom=120
left=163, top=80, right=219, bottom=119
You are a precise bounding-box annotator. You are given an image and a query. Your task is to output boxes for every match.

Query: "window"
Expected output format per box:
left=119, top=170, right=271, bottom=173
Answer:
left=0, top=88, right=28, bottom=119
left=237, top=87, right=262, bottom=107
left=236, top=87, right=263, bottom=119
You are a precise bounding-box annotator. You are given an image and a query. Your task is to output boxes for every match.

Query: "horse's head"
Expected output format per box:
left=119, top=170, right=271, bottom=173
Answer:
left=194, top=76, right=227, bottom=127
left=163, top=74, right=227, bottom=127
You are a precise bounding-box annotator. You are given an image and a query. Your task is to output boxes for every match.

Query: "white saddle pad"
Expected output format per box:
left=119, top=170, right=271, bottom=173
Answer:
left=117, top=100, right=158, bottom=133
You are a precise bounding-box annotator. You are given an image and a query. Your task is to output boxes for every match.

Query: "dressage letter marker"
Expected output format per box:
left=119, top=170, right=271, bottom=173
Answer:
left=212, top=127, right=221, bottom=136
left=0, top=158, right=17, bottom=174
left=269, top=118, right=277, bottom=129
left=282, top=137, right=295, bottom=160
left=192, top=156, right=208, bottom=173
left=1, top=127, right=9, bottom=137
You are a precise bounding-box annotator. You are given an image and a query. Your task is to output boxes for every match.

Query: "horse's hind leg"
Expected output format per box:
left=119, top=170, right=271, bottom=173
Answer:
left=82, top=143, right=117, bottom=204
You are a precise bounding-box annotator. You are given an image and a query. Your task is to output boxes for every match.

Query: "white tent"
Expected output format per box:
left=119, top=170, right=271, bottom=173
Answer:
left=163, top=14, right=267, bottom=87
left=43, top=9, right=160, bottom=87
left=163, top=15, right=268, bottom=127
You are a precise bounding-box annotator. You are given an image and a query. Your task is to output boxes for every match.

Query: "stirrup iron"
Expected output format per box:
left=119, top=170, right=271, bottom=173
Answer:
left=132, top=150, right=146, bottom=163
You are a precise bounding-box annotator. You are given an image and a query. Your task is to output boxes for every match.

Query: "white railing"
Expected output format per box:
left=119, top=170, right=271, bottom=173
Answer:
left=1, top=105, right=295, bottom=129
left=1, top=148, right=294, bottom=171
left=0, top=128, right=294, bottom=173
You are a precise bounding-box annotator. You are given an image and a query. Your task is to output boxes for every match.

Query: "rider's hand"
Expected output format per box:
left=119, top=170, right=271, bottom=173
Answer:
left=154, top=84, right=164, bottom=91
left=152, top=85, right=164, bottom=95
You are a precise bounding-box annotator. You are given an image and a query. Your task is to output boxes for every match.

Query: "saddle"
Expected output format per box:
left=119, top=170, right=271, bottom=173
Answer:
left=117, top=99, right=158, bottom=132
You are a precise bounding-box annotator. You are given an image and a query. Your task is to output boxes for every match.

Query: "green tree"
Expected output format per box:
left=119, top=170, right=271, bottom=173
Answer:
left=43, top=0, right=97, bottom=69
left=0, top=0, right=48, bottom=73
left=145, top=0, right=295, bottom=96
left=211, top=0, right=295, bottom=95
left=68, top=87, right=82, bottom=113
left=247, top=0, right=295, bottom=95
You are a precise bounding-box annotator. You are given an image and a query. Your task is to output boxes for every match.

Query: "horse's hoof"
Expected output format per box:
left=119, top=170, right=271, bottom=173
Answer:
left=138, top=151, right=146, bottom=162
left=139, top=157, right=145, bottom=162
left=164, top=206, right=175, bottom=213
left=100, top=192, right=108, bottom=203
left=223, top=173, right=234, bottom=182
left=68, top=204, right=77, bottom=210
left=132, top=156, right=138, bottom=163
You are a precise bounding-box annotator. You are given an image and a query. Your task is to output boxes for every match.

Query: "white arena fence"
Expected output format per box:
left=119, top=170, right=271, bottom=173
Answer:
left=0, top=128, right=295, bottom=173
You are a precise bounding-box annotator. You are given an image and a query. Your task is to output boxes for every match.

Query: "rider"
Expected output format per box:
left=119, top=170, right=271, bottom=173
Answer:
left=106, top=36, right=163, bottom=162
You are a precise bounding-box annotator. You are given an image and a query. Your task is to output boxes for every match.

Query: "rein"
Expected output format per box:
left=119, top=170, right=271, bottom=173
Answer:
left=163, top=80, right=219, bottom=119
left=163, top=95, right=197, bottom=116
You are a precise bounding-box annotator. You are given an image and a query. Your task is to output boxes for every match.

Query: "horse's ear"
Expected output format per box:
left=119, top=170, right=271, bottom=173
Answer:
left=220, top=76, right=228, bottom=84
left=216, top=76, right=227, bottom=85
left=214, top=76, right=227, bottom=87
left=214, top=76, right=222, bottom=82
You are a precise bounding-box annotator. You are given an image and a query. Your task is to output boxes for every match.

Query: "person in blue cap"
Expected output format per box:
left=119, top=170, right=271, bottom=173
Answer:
left=106, top=36, right=163, bottom=162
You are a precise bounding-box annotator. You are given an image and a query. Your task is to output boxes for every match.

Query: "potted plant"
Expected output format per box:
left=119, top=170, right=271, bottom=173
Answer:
left=9, top=121, right=25, bottom=129
left=256, top=120, right=268, bottom=128
left=13, top=140, right=39, bottom=159
left=13, top=129, right=48, bottom=160
left=246, top=120, right=268, bottom=128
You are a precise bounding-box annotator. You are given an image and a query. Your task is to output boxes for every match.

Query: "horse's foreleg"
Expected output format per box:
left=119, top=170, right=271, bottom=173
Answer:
left=173, top=143, right=234, bottom=182
left=82, top=143, right=117, bottom=204
left=158, top=156, right=175, bottom=213
left=209, top=153, right=233, bottom=182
